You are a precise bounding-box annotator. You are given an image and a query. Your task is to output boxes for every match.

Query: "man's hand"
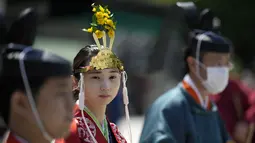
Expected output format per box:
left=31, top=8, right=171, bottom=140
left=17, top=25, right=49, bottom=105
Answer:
left=233, top=121, right=249, bottom=143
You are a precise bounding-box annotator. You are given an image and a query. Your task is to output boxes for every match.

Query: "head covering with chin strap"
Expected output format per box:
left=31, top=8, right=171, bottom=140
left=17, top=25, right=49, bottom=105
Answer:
left=189, top=30, right=232, bottom=54
left=0, top=8, right=72, bottom=142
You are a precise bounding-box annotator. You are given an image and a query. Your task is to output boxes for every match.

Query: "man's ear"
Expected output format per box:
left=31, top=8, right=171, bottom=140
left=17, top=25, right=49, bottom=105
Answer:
left=187, top=56, right=196, bottom=73
left=10, top=91, right=31, bottom=119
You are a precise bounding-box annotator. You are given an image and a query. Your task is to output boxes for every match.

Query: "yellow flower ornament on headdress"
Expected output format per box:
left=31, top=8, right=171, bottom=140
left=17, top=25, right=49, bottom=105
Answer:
left=80, top=5, right=132, bottom=143
left=81, top=3, right=123, bottom=72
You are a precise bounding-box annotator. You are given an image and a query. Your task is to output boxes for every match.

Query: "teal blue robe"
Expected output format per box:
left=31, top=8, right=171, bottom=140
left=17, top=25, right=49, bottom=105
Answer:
left=139, top=84, right=231, bottom=143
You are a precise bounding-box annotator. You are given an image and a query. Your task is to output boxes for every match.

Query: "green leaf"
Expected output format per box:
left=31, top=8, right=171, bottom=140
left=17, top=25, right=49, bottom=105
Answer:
left=96, top=6, right=100, bottom=11
left=92, top=27, right=98, bottom=31
left=90, top=23, right=98, bottom=27
left=110, top=14, right=114, bottom=17
left=92, top=15, right=97, bottom=23
left=92, top=27, right=97, bottom=32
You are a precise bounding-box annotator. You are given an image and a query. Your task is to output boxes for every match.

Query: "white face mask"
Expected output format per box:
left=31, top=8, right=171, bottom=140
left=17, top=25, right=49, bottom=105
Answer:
left=201, top=66, right=229, bottom=94
left=194, top=33, right=230, bottom=95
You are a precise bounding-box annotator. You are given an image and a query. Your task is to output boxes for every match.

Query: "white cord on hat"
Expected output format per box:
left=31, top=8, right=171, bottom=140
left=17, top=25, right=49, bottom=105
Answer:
left=78, top=73, right=98, bottom=143
left=19, top=48, right=53, bottom=142
left=122, top=71, right=132, bottom=143
left=195, top=34, right=210, bottom=109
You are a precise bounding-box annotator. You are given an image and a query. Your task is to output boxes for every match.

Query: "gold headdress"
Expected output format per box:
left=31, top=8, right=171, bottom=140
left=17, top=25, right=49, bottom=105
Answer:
left=78, top=4, right=132, bottom=143
left=81, top=3, right=124, bottom=72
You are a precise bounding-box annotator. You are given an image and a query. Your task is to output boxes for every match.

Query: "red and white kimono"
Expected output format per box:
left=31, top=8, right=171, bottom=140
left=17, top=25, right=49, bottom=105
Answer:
left=55, top=105, right=127, bottom=143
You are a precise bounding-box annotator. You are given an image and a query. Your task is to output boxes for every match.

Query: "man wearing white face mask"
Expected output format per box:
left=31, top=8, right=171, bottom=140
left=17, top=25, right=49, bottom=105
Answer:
left=140, top=30, right=234, bottom=143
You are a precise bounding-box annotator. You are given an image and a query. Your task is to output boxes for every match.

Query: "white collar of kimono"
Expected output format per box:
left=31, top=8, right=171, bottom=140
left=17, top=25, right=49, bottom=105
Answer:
left=183, top=74, right=209, bottom=109
left=75, top=100, right=106, bottom=127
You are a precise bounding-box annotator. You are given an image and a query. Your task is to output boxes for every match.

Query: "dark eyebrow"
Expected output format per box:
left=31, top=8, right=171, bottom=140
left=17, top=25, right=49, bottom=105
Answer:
left=87, top=70, right=102, bottom=74
left=109, top=70, right=119, bottom=73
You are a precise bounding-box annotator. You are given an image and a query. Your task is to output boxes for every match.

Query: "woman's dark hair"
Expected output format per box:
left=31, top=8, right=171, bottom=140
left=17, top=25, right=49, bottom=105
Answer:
left=72, top=45, right=100, bottom=100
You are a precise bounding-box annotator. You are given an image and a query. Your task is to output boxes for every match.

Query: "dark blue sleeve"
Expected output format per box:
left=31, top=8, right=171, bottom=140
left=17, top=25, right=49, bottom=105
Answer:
left=139, top=92, right=189, bottom=143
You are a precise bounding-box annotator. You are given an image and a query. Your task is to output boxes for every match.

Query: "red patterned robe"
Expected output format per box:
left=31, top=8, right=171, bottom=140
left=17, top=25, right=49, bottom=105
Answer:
left=55, top=104, right=127, bottom=143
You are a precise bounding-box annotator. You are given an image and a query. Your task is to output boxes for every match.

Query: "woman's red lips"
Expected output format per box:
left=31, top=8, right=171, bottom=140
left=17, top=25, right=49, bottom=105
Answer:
left=99, top=95, right=110, bottom=98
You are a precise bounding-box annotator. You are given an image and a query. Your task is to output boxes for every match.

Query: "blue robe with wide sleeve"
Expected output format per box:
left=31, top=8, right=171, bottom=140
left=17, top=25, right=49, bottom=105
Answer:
left=139, top=84, right=231, bottom=143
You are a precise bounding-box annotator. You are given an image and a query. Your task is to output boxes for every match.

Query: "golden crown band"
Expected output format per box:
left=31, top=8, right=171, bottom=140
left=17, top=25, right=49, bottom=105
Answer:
left=74, top=49, right=124, bottom=73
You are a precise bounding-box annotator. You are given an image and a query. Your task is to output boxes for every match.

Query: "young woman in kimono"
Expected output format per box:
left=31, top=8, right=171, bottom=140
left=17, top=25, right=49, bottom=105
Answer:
left=139, top=30, right=235, bottom=143
left=0, top=8, right=74, bottom=143
left=55, top=4, right=132, bottom=143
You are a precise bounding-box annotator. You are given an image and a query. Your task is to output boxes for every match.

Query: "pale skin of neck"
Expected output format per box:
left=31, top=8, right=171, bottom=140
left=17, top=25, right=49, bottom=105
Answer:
left=85, top=100, right=107, bottom=125
left=189, top=72, right=210, bottom=100
left=8, top=113, right=49, bottom=143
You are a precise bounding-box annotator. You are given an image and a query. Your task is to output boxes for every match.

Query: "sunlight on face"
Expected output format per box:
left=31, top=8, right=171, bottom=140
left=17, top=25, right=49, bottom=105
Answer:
left=188, top=52, right=231, bottom=81
left=83, top=68, right=121, bottom=106
left=202, top=52, right=231, bottom=67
